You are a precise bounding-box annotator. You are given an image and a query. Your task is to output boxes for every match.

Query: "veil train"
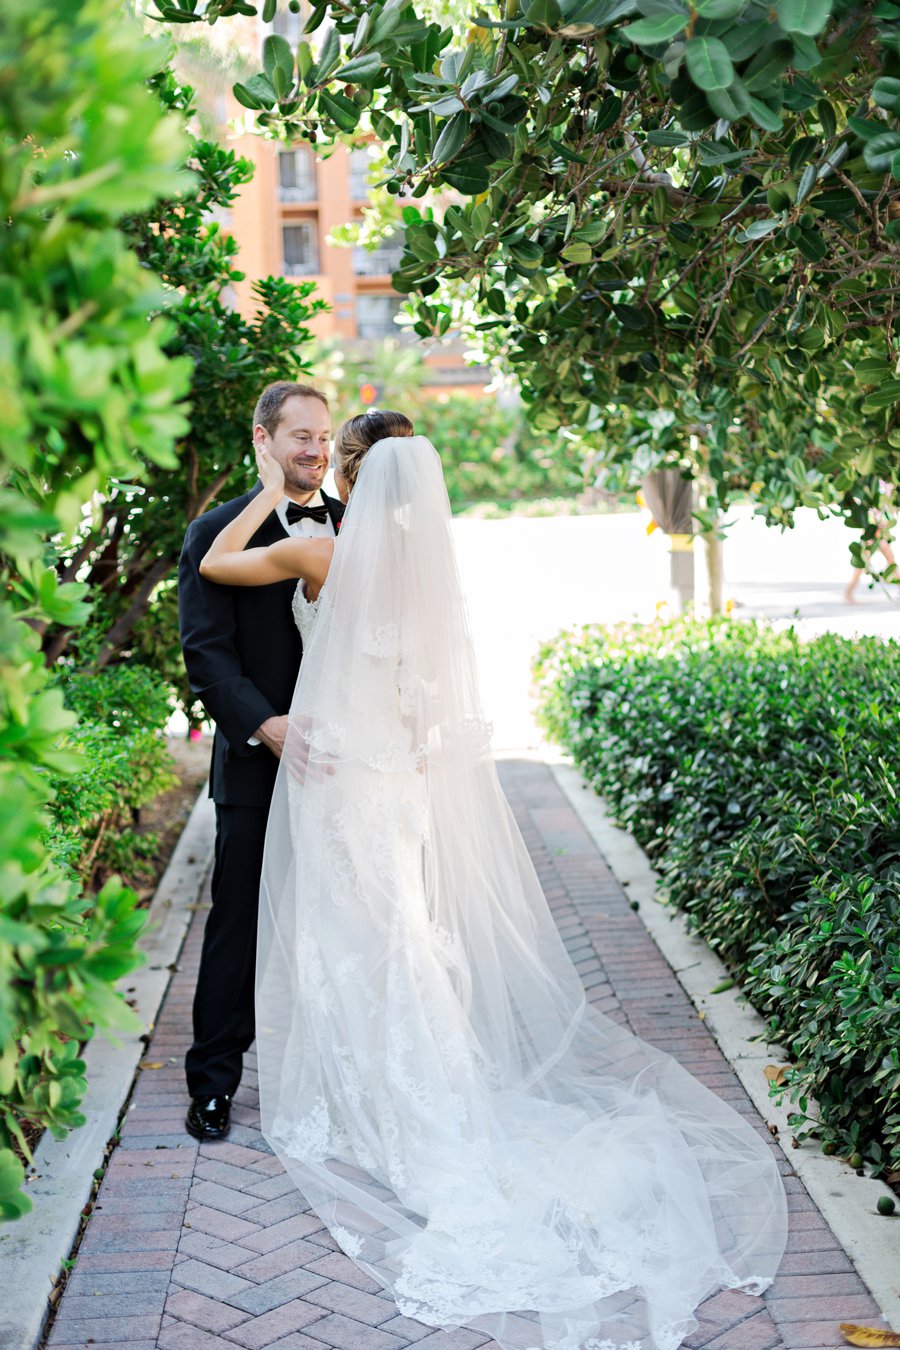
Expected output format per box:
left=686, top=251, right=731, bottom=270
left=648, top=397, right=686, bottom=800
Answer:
left=256, top=435, right=787, bottom=1350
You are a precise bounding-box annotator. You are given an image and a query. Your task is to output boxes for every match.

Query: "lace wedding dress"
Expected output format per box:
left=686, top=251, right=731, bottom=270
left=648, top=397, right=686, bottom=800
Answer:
left=257, top=437, right=787, bottom=1350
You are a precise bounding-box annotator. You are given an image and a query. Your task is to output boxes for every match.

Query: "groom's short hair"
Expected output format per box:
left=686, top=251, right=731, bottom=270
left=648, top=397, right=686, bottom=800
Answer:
left=253, top=382, right=329, bottom=436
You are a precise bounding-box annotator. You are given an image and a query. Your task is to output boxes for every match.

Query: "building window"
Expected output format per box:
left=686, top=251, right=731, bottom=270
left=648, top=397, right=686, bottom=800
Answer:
left=278, top=147, right=316, bottom=202
left=283, top=222, right=319, bottom=275
left=349, top=147, right=372, bottom=200
left=272, top=4, right=305, bottom=44
left=355, top=295, right=405, bottom=339
left=352, top=239, right=405, bottom=276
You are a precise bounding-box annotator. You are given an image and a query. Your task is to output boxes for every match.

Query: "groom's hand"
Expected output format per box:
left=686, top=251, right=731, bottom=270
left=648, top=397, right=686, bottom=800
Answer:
left=254, top=715, right=289, bottom=759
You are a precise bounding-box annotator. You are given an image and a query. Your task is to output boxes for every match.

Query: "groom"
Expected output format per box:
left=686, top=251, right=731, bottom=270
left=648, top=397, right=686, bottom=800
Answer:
left=178, top=381, right=345, bottom=1140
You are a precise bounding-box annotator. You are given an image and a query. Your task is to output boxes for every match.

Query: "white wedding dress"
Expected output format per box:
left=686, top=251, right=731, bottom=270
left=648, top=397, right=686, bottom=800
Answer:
left=257, top=437, right=787, bottom=1350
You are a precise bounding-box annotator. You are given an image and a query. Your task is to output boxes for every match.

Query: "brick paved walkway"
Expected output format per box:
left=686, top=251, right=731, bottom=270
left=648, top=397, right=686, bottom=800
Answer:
left=44, top=760, right=885, bottom=1350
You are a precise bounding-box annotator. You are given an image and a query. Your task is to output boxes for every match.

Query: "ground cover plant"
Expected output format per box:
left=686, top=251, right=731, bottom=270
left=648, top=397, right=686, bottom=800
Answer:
left=534, top=615, right=900, bottom=1174
left=45, top=668, right=178, bottom=891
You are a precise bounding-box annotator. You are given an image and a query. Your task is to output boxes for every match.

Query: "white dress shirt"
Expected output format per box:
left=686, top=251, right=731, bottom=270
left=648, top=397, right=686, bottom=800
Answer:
left=275, top=490, right=336, bottom=540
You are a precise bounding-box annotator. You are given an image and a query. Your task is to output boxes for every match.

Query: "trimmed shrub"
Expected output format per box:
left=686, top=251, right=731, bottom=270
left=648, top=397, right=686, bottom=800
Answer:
left=46, top=667, right=178, bottom=888
left=534, top=616, right=900, bottom=1173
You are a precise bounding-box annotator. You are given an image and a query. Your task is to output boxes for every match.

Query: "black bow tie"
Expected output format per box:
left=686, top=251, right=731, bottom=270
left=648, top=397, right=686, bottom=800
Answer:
left=285, top=501, right=329, bottom=526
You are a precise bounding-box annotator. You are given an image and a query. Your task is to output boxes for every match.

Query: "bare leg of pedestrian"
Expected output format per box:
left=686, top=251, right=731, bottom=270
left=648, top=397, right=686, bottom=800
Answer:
left=845, top=536, right=896, bottom=602
left=844, top=567, right=863, bottom=603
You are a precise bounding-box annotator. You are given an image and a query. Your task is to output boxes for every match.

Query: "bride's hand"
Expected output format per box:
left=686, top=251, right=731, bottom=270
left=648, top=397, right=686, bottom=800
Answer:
left=256, top=444, right=285, bottom=495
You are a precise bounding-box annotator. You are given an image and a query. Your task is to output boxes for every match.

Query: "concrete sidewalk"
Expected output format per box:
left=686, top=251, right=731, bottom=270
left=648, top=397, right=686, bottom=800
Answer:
left=43, top=760, right=888, bottom=1350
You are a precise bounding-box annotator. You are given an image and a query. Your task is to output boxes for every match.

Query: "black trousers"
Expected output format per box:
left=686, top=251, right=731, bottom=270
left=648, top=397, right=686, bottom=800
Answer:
left=185, top=804, right=269, bottom=1099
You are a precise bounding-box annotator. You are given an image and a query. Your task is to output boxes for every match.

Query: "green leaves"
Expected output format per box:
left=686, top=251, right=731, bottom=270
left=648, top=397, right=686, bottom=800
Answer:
left=440, top=154, right=493, bottom=194
left=861, top=378, right=900, bottom=410
left=312, top=24, right=340, bottom=83
left=776, top=0, right=832, bottom=35
left=864, top=133, right=900, bottom=174
left=432, top=111, right=470, bottom=164
left=623, top=11, right=688, bottom=46
left=0, top=1150, right=30, bottom=1220
left=706, top=80, right=751, bottom=120
left=522, top=0, right=563, bottom=27
left=737, top=217, right=781, bottom=241
left=335, top=50, right=383, bottom=83
left=685, top=37, right=735, bottom=91
left=561, top=239, right=593, bottom=263
left=748, top=94, right=784, bottom=130
left=262, top=33, right=293, bottom=86
left=873, top=77, right=900, bottom=114
left=694, top=0, right=747, bottom=17
left=317, top=88, right=361, bottom=133
left=535, top=616, right=900, bottom=1176
left=743, top=40, right=795, bottom=92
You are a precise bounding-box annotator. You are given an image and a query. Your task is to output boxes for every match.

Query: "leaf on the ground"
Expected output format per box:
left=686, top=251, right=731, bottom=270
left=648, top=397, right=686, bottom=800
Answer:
left=840, top=1325, right=900, bottom=1346
left=764, top=1063, right=790, bottom=1086
left=710, top=977, right=735, bottom=993
left=139, top=1061, right=165, bottom=1070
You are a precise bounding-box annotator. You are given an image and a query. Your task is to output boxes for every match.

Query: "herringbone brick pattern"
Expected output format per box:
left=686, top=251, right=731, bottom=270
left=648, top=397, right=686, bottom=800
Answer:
left=45, top=761, right=887, bottom=1350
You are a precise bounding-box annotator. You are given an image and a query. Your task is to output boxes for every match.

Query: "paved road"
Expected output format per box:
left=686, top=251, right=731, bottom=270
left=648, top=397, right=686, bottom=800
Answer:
left=44, top=760, right=885, bottom=1350
left=451, top=506, right=900, bottom=748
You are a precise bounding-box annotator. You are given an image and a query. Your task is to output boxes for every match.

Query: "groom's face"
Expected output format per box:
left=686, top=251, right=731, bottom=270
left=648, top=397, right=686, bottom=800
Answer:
left=259, top=395, right=332, bottom=498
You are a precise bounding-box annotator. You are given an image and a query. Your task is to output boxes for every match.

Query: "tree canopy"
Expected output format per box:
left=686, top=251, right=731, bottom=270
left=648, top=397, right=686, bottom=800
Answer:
left=162, top=0, right=900, bottom=529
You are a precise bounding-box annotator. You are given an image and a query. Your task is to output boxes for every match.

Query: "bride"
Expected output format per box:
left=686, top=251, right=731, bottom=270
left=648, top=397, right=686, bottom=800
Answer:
left=199, top=409, right=787, bottom=1350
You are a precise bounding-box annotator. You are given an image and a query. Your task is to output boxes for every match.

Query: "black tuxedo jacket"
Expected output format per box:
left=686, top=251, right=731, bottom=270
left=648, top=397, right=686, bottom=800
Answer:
left=178, top=484, right=345, bottom=806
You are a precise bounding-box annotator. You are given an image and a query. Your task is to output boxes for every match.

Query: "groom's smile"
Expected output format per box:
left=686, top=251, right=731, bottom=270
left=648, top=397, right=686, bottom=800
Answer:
left=257, top=392, right=333, bottom=501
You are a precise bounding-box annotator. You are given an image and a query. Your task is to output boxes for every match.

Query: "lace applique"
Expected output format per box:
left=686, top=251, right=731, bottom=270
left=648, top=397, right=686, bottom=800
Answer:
left=362, top=622, right=400, bottom=658
left=584, top=1341, right=644, bottom=1350
left=292, top=581, right=320, bottom=644
left=332, top=1226, right=363, bottom=1260
left=271, top=1098, right=330, bottom=1161
left=307, top=722, right=347, bottom=757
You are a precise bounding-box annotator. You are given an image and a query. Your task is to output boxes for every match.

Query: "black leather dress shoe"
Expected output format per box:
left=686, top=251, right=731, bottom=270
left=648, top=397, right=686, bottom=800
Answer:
left=185, top=1095, right=231, bottom=1140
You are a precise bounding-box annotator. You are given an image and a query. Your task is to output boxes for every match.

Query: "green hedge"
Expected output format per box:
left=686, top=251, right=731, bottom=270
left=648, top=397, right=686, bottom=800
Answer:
left=46, top=666, right=177, bottom=888
left=534, top=617, right=900, bottom=1174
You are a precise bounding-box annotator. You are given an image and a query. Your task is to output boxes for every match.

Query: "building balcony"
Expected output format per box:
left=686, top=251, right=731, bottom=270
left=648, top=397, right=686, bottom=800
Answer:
left=352, top=244, right=405, bottom=276
left=283, top=260, right=320, bottom=277
left=279, top=182, right=317, bottom=204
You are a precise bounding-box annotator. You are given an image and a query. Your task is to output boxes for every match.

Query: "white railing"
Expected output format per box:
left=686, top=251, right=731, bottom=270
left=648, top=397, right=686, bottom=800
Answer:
left=352, top=245, right=404, bottom=276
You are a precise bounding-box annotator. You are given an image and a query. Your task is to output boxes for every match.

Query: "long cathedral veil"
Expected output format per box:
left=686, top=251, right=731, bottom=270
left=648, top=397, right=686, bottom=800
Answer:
left=256, top=435, right=787, bottom=1350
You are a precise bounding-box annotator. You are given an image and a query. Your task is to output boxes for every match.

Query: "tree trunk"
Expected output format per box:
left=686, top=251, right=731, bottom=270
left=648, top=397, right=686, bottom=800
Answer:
left=93, top=555, right=173, bottom=667
left=703, top=528, right=724, bottom=615
left=43, top=628, right=73, bottom=665
left=669, top=538, right=695, bottom=613
left=188, top=467, right=234, bottom=523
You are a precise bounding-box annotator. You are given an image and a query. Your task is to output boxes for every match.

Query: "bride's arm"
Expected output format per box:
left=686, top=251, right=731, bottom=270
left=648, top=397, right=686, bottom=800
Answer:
left=200, top=534, right=331, bottom=587
left=199, top=446, right=332, bottom=588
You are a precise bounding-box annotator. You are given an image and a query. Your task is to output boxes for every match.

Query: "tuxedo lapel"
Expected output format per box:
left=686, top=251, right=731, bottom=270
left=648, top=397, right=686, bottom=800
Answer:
left=243, top=483, right=291, bottom=545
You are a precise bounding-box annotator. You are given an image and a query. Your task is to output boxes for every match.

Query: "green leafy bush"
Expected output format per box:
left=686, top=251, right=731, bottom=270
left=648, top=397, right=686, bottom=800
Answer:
left=46, top=667, right=178, bottom=887
left=317, top=341, right=582, bottom=511
left=0, top=0, right=190, bottom=1218
left=534, top=616, right=900, bottom=1173
left=416, top=392, right=582, bottom=510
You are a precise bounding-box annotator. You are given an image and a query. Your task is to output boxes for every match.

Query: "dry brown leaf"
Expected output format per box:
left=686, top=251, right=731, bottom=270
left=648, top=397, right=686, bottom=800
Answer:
left=138, top=1061, right=165, bottom=1070
left=840, top=1324, right=900, bottom=1346
left=764, top=1063, right=790, bottom=1087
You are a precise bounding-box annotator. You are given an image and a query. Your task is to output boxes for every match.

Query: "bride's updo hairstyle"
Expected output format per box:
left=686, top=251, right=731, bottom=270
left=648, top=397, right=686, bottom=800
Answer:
left=333, top=409, right=414, bottom=490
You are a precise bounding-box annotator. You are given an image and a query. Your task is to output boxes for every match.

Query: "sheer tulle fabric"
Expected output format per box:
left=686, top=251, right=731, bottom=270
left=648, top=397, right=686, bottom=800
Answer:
left=256, top=435, right=787, bottom=1350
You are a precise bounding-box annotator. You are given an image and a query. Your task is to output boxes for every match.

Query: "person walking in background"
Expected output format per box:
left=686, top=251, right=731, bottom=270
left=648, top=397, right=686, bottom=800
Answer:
left=845, top=480, right=897, bottom=603
left=177, top=382, right=344, bottom=1142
